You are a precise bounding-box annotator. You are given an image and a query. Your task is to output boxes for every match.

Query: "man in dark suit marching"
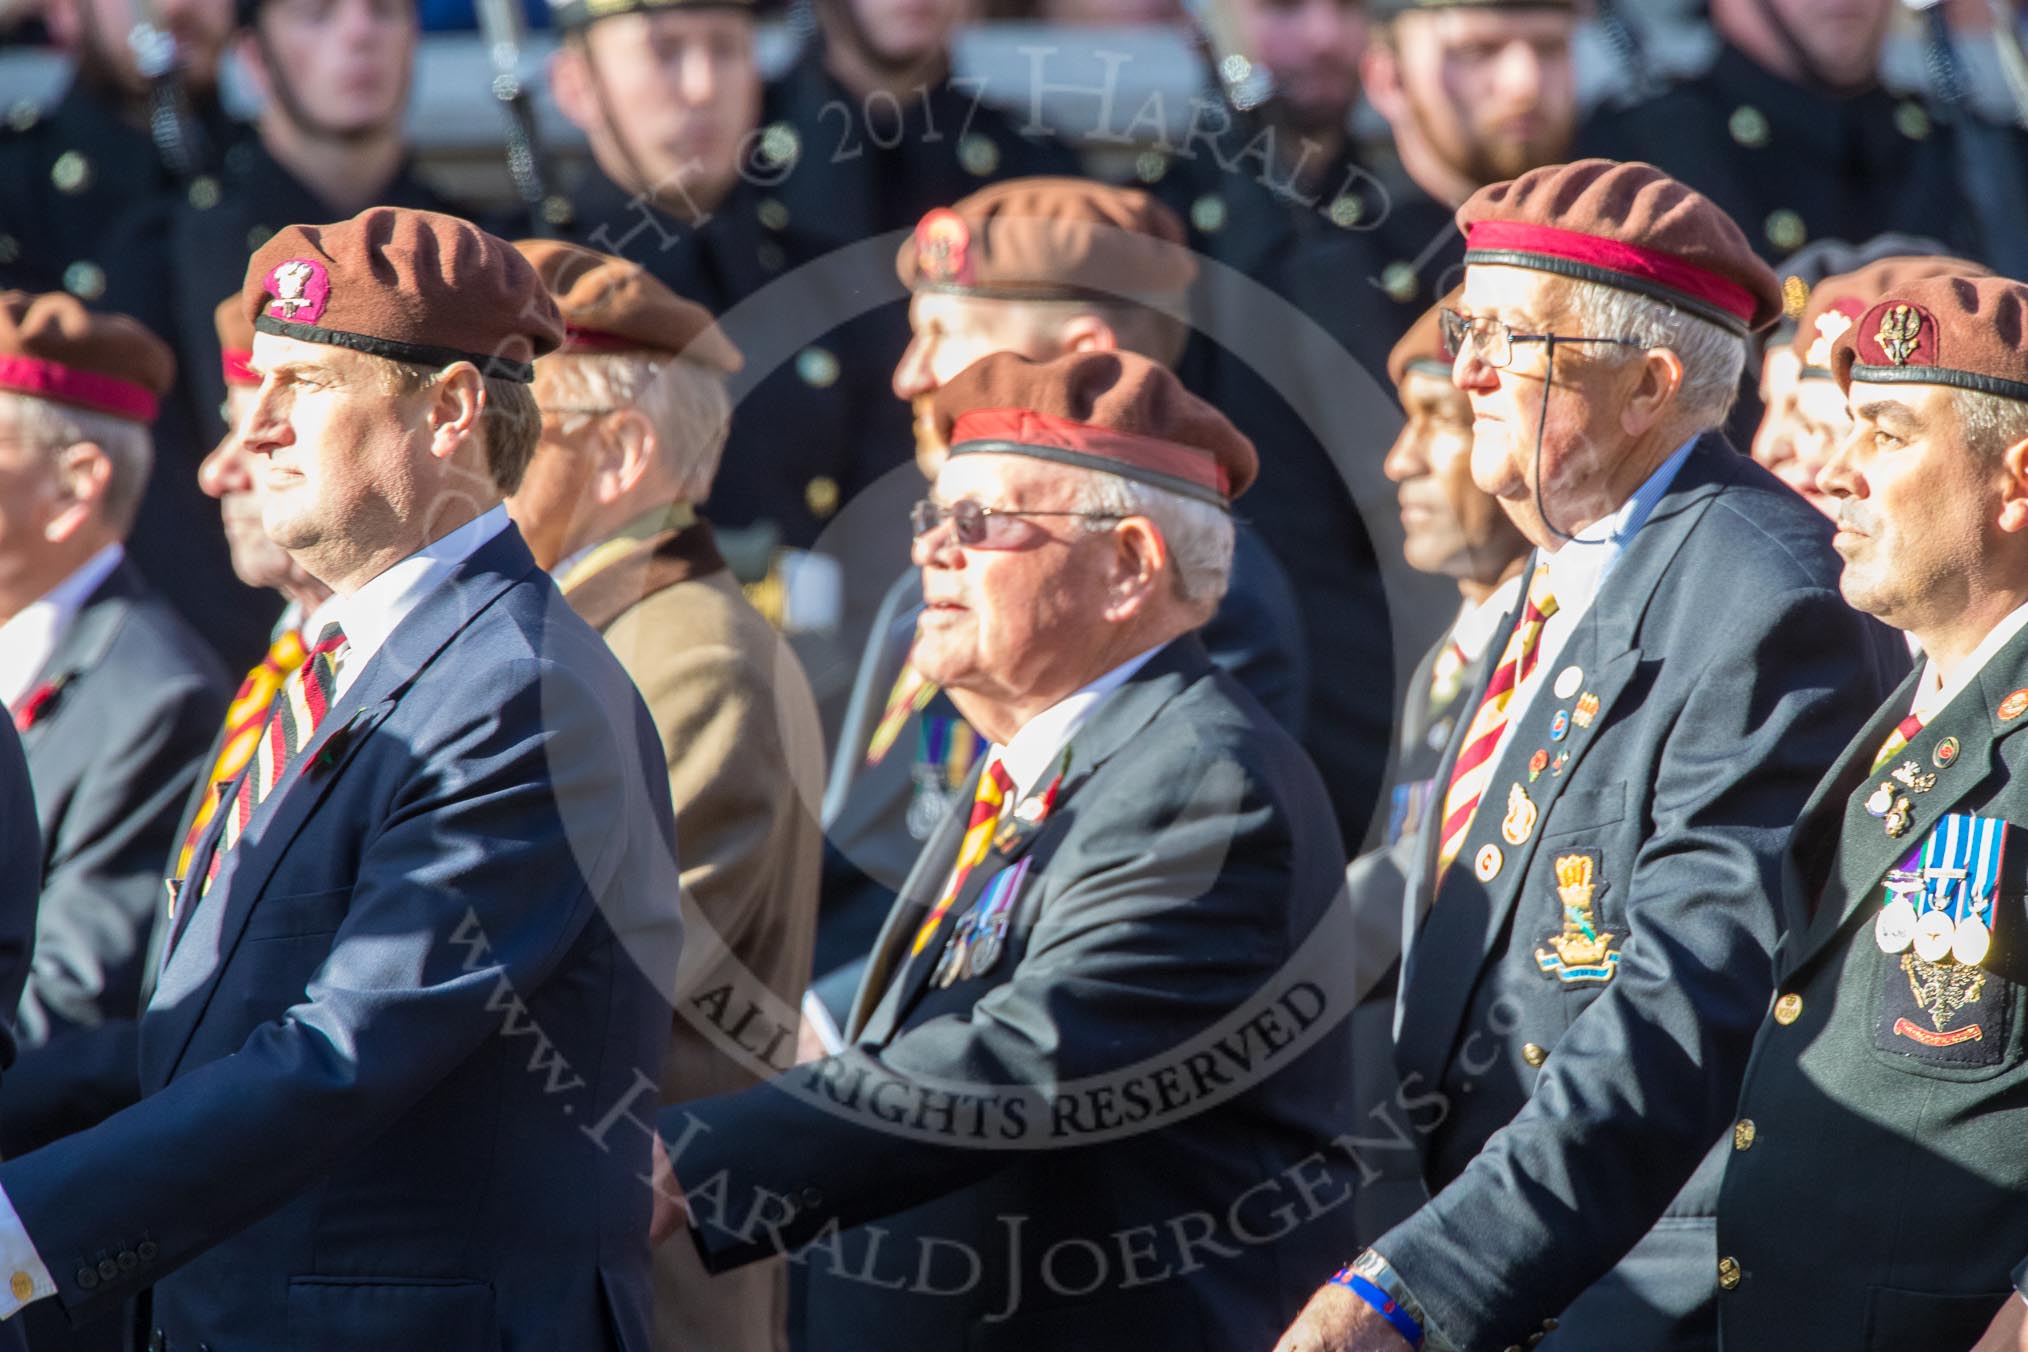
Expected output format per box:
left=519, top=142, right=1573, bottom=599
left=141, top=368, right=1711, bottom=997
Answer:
left=0, top=208, right=684, bottom=1351
left=1276, top=160, right=1907, bottom=1352
left=1714, top=274, right=2028, bottom=1352
left=635, top=349, right=1361, bottom=1351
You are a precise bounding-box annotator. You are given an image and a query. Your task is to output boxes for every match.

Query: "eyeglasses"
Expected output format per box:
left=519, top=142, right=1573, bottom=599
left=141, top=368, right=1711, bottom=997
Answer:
left=1439, top=308, right=1646, bottom=370
left=910, top=498, right=1120, bottom=549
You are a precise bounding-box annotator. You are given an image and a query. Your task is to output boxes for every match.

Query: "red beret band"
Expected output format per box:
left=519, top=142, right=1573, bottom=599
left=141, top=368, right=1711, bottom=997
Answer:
left=0, top=354, right=159, bottom=421
left=1464, top=220, right=1760, bottom=334
left=949, top=407, right=1231, bottom=508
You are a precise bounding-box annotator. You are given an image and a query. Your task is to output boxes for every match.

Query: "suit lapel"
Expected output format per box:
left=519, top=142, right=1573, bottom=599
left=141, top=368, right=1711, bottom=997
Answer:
left=1397, top=436, right=1731, bottom=1077
left=1786, top=634, right=2028, bottom=977
left=143, top=529, right=540, bottom=1088
left=848, top=638, right=1214, bottom=1046
left=15, top=562, right=139, bottom=753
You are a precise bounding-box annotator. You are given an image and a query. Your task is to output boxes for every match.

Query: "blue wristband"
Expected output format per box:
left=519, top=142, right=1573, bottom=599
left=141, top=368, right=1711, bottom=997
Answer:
left=1331, top=1266, right=1425, bottom=1349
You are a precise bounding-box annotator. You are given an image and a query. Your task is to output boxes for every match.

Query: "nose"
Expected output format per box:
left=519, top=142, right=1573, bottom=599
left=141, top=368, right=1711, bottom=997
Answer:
left=677, top=41, right=720, bottom=106
left=196, top=430, right=252, bottom=499
left=1382, top=426, right=1425, bottom=485
left=893, top=334, right=936, bottom=401
left=240, top=382, right=291, bottom=460
left=910, top=513, right=963, bottom=569
left=1452, top=343, right=1499, bottom=394
left=1817, top=423, right=1864, bottom=502
left=1492, top=39, right=1542, bottom=102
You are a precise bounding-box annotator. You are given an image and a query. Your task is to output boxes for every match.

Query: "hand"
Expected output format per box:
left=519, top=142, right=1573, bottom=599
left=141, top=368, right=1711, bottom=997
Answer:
left=647, top=1131, right=689, bottom=1247
left=1272, top=1282, right=1415, bottom=1352
left=1972, top=1293, right=2028, bottom=1351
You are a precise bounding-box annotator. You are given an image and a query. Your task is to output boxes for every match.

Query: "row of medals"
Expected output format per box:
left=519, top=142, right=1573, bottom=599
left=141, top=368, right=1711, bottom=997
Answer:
left=932, top=895, right=1008, bottom=988
left=1867, top=754, right=1989, bottom=965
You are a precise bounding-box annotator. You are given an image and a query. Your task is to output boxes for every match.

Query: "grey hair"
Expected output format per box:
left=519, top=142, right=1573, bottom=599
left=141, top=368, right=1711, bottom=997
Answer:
left=0, top=391, right=153, bottom=533
left=1952, top=387, right=2028, bottom=462
left=378, top=361, right=543, bottom=495
left=1556, top=278, right=1749, bottom=431
left=540, top=352, right=733, bottom=504
left=1068, top=469, right=1235, bottom=610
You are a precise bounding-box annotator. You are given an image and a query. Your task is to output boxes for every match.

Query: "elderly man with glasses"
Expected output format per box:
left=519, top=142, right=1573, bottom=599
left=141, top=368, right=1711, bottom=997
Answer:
left=1274, top=160, right=1908, bottom=1352
left=638, top=348, right=1362, bottom=1352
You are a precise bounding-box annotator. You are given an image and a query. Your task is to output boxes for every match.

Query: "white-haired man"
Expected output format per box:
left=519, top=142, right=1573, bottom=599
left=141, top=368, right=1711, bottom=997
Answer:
left=634, top=349, right=1362, bottom=1352
left=506, top=238, right=824, bottom=1352
left=1275, top=160, right=1908, bottom=1352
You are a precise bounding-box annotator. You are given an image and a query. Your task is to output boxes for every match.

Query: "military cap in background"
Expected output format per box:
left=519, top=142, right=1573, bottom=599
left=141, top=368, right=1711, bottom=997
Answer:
left=896, top=178, right=1198, bottom=303
left=1387, top=287, right=1462, bottom=387
left=933, top=349, right=1257, bottom=506
left=0, top=290, right=175, bottom=423
left=1793, top=254, right=1991, bottom=377
left=1834, top=274, right=2028, bottom=402
left=514, top=238, right=742, bottom=371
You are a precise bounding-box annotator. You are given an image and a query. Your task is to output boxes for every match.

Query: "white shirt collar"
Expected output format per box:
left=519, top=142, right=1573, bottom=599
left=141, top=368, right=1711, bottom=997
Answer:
left=0, top=543, right=124, bottom=710
left=990, top=642, right=1166, bottom=800
left=1910, top=599, right=2028, bottom=723
left=327, top=506, right=510, bottom=695
left=1452, top=572, right=1525, bottom=663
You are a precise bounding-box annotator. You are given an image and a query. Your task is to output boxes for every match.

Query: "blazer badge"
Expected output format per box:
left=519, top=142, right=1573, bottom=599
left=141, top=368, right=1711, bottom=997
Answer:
left=1535, top=851, right=1621, bottom=984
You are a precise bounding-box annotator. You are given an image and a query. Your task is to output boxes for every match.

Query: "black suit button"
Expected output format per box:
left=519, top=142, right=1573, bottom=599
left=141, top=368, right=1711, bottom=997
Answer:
left=116, top=1250, right=138, bottom=1273
left=75, top=1266, right=98, bottom=1290
left=798, top=1186, right=823, bottom=1207
left=137, top=1240, right=159, bottom=1262
left=96, top=1258, right=118, bottom=1280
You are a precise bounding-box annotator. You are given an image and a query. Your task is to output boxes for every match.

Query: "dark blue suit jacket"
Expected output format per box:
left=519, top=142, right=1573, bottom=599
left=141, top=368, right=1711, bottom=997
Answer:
left=0, top=526, right=683, bottom=1352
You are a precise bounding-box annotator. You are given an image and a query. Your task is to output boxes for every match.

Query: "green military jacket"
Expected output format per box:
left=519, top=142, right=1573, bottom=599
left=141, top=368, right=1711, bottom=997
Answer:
left=1717, top=622, right=2028, bottom=1349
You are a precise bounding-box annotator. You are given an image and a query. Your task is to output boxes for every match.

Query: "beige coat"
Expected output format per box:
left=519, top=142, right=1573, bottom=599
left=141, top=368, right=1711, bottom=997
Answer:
left=566, top=519, right=825, bottom=1352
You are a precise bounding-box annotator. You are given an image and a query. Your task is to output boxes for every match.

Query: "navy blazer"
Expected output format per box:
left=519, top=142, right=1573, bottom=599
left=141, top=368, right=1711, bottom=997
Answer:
left=0, top=526, right=683, bottom=1352
left=1380, top=437, right=1908, bottom=1350
left=672, top=637, right=1360, bottom=1352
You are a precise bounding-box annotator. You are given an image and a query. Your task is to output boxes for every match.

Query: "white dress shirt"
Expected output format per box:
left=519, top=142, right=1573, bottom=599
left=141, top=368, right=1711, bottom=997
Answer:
left=0, top=543, right=124, bottom=711
left=1486, top=436, right=1697, bottom=773
left=1451, top=573, right=1527, bottom=668
left=1905, top=599, right=2028, bottom=723
left=0, top=510, right=511, bottom=1322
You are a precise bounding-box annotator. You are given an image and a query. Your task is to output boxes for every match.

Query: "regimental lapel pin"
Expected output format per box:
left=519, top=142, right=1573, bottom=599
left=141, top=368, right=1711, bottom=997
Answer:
left=1934, top=736, right=1961, bottom=768
left=1550, top=711, right=1571, bottom=742
left=1866, top=782, right=1897, bottom=818
left=2002, top=689, right=2028, bottom=721
left=1474, top=844, right=1503, bottom=881
left=1528, top=749, right=1549, bottom=782
left=1553, top=665, right=1584, bottom=700
left=1535, top=851, right=1620, bottom=984
left=1885, top=799, right=1915, bottom=838
left=1891, top=761, right=1937, bottom=794
left=1572, top=692, right=1601, bottom=729
left=1550, top=752, right=1569, bottom=777
left=1502, top=783, right=1538, bottom=846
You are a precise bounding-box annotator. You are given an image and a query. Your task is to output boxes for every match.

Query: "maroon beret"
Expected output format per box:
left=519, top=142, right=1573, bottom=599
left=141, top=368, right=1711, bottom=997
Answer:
left=1388, top=288, right=1461, bottom=387
left=1792, top=255, right=1991, bottom=375
left=897, top=177, right=1197, bottom=302
left=1456, top=159, right=1782, bottom=334
left=513, top=238, right=742, bottom=373
left=242, top=208, right=562, bottom=382
left=213, top=293, right=257, bottom=389
left=932, top=350, right=1256, bottom=506
left=0, top=290, right=174, bottom=422
left=1833, top=274, right=2028, bottom=404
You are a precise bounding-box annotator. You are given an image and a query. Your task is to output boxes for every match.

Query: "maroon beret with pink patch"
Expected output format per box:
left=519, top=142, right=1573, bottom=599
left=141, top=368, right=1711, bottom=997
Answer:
left=932, top=350, right=1255, bottom=506
left=241, top=208, right=562, bottom=382
left=1832, top=274, right=2028, bottom=403
left=1456, top=159, right=1782, bottom=335
left=897, top=177, right=1197, bottom=302
left=0, top=290, right=174, bottom=422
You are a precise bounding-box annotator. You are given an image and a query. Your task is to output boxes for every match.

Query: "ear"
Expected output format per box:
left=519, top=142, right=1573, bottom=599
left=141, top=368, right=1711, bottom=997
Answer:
left=42, top=442, right=112, bottom=544
left=425, top=363, right=486, bottom=462
left=1618, top=346, right=1686, bottom=439
left=1100, top=516, right=1169, bottom=622
left=236, top=28, right=274, bottom=104
left=1058, top=314, right=1121, bottom=355
left=591, top=408, right=658, bottom=507
left=549, top=41, right=597, bottom=134
left=1361, top=34, right=1409, bottom=126
left=1995, top=435, right=2028, bottom=535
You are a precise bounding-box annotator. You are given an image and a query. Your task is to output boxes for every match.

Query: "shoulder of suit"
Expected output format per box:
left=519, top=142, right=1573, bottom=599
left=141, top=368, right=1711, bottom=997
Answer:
left=97, top=589, right=232, bottom=695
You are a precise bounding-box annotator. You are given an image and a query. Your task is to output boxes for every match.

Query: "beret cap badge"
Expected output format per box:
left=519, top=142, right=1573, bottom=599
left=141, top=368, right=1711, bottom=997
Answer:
left=264, top=259, right=331, bottom=326
left=914, top=209, right=974, bottom=288
left=1876, top=303, right=1923, bottom=366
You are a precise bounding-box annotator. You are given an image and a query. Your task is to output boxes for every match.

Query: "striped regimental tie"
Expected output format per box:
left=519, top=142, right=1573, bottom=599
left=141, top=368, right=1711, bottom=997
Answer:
left=173, top=628, right=310, bottom=887
left=1871, top=712, right=1926, bottom=772
left=197, top=622, right=348, bottom=903
left=910, top=759, right=1014, bottom=955
left=1436, top=564, right=1558, bottom=875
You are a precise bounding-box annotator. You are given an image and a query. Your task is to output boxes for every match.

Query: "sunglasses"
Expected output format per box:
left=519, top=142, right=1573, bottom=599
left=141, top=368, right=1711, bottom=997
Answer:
left=910, top=498, right=1120, bottom=549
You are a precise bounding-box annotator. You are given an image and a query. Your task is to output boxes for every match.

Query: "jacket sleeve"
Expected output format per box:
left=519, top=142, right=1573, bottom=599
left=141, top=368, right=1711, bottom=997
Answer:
left=669, top=728, right=1324, bottom=1272
left=0, top=655, right=669, bottom=1326
left=18, top=666, right=223, bottom=1045
left=1376, top=583, right=1896, bottom=1351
